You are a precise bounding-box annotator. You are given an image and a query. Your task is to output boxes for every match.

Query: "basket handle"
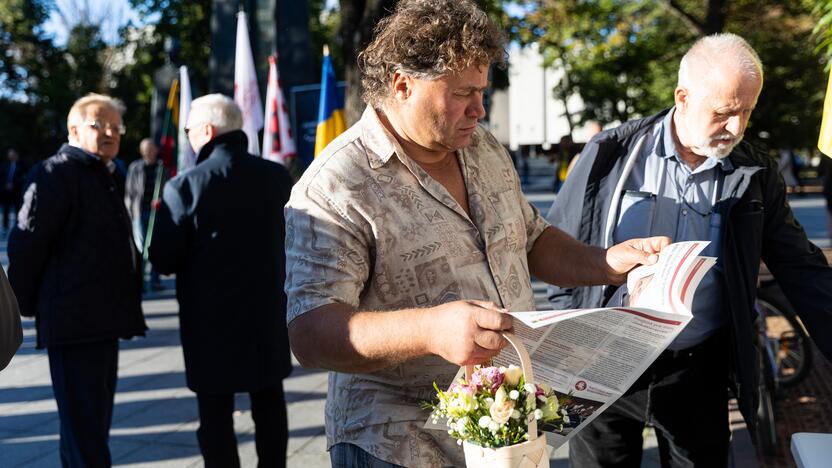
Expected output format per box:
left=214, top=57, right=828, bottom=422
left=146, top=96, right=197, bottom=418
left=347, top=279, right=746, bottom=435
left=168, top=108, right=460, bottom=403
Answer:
left=464, top=332, right=539, bottom=441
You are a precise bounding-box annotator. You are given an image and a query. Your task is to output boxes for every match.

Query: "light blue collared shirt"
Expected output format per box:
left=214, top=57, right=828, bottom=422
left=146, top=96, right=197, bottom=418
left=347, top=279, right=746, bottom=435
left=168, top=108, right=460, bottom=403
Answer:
left=613, top=108, right=730, bottom=350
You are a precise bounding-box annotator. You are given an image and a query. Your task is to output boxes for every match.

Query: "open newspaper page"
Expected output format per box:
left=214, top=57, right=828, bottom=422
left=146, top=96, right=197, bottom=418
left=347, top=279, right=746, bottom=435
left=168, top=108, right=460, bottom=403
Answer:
left=425, top=241, right=715, bottom=448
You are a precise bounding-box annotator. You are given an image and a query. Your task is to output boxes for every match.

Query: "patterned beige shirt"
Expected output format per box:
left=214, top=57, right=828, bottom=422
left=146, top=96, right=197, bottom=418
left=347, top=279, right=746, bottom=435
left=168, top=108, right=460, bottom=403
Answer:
left=285, top=107, right=550, bottom=467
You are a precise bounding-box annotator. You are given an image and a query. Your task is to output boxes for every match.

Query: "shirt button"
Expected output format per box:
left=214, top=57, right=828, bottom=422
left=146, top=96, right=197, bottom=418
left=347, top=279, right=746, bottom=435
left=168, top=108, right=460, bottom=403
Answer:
left=682, top=209, right=688, bottom=216
left=110, top=187, right=115, bottom=192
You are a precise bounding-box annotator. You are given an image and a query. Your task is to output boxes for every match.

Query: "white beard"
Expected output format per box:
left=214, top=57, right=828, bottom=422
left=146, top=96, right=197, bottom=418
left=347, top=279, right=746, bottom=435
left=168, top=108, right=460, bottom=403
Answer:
left=691, top=132, right=742, bottom=159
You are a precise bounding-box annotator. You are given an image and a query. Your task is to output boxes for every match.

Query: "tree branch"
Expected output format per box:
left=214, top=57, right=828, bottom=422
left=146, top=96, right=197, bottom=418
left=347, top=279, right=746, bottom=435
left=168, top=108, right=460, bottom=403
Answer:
left=658, top=0, right=706, bottom=36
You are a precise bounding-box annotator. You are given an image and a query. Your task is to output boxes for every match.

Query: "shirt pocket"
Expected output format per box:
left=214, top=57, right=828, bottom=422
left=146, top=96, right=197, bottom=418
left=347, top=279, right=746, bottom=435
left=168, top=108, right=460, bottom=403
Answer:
left=614, top=190, right=656, bottom=244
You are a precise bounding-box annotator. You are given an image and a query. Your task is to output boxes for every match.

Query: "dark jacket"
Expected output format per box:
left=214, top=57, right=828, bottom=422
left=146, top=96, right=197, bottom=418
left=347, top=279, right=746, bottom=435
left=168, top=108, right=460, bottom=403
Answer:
left=547, top=110, right=832, bottom=431
left=0, top=266, right=22, bottom=370
left=149, top=130, right=293, bottom=394
left=8, top=144, right=146, bottom=348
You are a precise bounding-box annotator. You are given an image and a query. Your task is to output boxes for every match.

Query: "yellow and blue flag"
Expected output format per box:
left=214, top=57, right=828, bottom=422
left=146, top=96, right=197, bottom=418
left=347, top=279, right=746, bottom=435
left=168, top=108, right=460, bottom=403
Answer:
left=314, top=46, right=346, bottom=157
left=820, top=69, right=832, bottom=156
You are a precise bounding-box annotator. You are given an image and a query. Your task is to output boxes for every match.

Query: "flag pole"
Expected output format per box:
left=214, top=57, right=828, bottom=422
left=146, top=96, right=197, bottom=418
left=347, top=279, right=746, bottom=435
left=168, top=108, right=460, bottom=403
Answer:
left=141, top=162, right=165, bottom=291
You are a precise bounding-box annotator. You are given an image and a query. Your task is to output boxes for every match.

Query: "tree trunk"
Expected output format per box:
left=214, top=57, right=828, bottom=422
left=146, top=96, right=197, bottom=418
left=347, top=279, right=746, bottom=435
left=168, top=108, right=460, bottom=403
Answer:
left=659, top=0, right=728, bottom=36
left=704, top=0, right=727, bottom=34
left=339, top=0, right=398, bottom=125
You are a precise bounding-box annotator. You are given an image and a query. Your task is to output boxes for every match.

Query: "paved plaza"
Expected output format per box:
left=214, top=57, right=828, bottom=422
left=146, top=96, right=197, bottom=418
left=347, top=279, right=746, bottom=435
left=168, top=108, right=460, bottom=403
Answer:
left=1, top=155, right=829, bottom=467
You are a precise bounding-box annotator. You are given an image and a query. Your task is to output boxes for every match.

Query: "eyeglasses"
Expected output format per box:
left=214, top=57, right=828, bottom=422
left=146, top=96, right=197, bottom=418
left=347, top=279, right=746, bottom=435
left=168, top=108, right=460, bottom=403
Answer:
left=84, top=120, right=126, bottom=135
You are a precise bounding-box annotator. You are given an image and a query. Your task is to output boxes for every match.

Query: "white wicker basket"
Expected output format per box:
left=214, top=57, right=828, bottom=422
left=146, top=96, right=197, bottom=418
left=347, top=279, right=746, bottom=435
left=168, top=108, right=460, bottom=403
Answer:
left=461, top=333, right=549, bottom=468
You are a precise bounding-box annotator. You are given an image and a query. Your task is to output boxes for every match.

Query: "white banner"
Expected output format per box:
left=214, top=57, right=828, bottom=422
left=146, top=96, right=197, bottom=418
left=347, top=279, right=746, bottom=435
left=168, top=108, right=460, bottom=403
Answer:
left=233, top=10, right=263, bottom=156
left=177, top=65, right=196, bottom=173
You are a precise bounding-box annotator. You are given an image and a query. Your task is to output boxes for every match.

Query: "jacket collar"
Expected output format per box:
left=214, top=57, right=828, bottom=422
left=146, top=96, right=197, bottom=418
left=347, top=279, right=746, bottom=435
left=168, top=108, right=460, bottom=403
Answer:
left=196, top=130, right=249, bottom=164
left=59, top=143, right=104, bottom=166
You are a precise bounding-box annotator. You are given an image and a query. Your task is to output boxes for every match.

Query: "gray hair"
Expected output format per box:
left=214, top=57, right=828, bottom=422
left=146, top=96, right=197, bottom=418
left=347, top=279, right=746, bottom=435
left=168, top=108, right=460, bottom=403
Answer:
left=188, top=94, right=243, bottom=136
left=67, top=93, right=125, bottom=134
left=678, top=33, right=763, bottom=91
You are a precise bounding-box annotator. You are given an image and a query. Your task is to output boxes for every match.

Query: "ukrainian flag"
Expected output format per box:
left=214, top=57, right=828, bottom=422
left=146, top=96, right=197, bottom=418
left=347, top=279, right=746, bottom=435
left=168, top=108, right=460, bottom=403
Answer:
left=314, top=45, right=346, bottom=157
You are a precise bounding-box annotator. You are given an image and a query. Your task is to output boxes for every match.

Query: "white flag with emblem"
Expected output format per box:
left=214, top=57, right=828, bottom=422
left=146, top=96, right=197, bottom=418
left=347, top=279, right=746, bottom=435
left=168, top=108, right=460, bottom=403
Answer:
left=233, top=9, right=263, bottom=155
left=262, top=55, right=297, bottom=165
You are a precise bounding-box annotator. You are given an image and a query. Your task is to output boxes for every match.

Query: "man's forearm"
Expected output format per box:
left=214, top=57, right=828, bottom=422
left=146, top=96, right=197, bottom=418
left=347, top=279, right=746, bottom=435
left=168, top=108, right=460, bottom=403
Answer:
left=288, top=303, right=433, bottom=373
left=528, top=226, right=614, bottom=287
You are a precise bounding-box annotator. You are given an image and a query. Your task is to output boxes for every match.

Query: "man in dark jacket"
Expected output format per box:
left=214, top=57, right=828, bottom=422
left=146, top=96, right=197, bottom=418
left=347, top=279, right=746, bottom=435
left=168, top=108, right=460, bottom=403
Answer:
left=8, top=93, right=146, bottom=467
left=149, top=94, right=293, bottom=468
left=548, top=33, right=832, bottom=467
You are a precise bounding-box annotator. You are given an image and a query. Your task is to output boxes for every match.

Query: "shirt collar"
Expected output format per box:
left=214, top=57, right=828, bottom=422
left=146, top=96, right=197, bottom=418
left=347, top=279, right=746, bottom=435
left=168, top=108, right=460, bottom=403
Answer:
left=658, top=106, right=733, bottom=174
left=360, top=106, right=398, bottom=169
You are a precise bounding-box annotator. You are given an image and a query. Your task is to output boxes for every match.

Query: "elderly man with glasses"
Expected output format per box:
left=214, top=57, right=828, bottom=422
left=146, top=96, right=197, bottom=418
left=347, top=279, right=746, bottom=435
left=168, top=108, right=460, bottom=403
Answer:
left=8, top=93, right=146, bottom=467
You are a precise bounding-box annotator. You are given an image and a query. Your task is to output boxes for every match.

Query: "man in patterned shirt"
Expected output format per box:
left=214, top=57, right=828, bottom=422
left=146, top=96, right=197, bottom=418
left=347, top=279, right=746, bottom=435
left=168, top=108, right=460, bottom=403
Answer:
left=284, top=1, right=668, bottom=466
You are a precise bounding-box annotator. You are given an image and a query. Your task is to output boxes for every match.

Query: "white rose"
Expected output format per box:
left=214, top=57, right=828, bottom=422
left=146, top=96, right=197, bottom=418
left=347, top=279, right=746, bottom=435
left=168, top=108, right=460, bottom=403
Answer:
left=490, top=398, right=515, bottom=425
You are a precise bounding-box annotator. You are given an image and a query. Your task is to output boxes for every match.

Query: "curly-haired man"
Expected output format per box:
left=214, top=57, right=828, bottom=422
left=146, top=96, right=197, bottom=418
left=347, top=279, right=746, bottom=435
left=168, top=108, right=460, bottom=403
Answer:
left=285, top=1, right=668, bottom=466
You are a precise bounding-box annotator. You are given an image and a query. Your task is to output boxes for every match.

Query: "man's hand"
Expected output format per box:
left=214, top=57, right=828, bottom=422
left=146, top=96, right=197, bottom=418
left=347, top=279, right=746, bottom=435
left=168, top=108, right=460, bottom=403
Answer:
left=424, top=300, right=514, bottom=366
left=605, top=236, right=671, bottom=284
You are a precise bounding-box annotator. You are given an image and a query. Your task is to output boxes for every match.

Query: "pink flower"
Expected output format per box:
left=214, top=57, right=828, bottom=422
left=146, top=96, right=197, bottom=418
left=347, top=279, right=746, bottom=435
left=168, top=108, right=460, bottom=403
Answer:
left=471, top=366, right=504, bottom=394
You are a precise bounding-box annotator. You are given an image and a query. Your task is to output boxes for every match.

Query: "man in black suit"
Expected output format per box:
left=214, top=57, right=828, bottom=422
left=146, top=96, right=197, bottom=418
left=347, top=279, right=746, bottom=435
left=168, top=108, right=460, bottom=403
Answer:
left=150, top=94, right=293, bottom=468
left=8, top=93, right=146, bottom=467
left=0, top=149, right=25, bottom=232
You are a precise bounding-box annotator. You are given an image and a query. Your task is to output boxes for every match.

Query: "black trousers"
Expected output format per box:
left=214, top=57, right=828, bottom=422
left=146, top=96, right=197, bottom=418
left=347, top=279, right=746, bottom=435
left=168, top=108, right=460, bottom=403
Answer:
left=569, top=330, right=730, bottom=468
left=1, top=190, right=20, bottom=230
left=196, top=384, right=288, bottom=468
left=47, top=339, right=119, bottom=468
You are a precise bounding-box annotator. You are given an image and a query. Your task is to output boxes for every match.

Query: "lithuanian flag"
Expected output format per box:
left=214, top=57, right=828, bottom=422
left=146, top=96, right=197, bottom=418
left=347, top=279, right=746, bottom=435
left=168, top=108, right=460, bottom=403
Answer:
left=314, top=45, right=346, bottom=157
left=820, top=70, right=832, bottom=156
left=159, top=78, right=180, bottom=172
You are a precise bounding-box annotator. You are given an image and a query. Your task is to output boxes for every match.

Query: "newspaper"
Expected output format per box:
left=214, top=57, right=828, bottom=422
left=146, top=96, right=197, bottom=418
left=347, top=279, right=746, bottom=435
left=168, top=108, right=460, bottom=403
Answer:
left=426, top=241, right=714, bottom=448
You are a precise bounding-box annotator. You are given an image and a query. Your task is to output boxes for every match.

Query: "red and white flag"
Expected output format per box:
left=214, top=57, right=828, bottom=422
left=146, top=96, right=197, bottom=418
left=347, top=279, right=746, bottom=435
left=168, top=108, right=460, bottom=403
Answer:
left=262, top=55, right=296, bottom=166
left=233, top=9, right=263, bottom=155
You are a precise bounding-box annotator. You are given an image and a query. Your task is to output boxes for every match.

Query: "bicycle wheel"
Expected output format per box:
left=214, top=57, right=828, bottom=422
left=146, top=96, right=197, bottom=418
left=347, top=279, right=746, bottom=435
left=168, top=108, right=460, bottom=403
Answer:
left=755, top=338, right=779, bottom=455
left=756, top=287, right=814, bottom=388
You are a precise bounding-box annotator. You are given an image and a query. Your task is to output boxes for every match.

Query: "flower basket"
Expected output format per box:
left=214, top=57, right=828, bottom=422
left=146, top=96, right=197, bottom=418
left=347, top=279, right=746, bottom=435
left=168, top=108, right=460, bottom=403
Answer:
left=462, top=432, right=547, bottom=468
left=460, top=333, right=549, bottom=468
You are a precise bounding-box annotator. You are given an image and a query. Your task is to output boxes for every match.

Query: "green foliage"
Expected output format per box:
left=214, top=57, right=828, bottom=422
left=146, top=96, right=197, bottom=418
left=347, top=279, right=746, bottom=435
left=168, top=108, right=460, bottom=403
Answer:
left=308, top=0, right=343, bottom=78
left=117, top=0, right=210, bottom=155
left=813, top=0, right=832, bottom=65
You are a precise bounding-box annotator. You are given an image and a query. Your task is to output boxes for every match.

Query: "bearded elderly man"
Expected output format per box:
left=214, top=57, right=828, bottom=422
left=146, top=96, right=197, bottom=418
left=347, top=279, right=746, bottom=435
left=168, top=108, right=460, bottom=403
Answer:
left=547, top=34, right=832, bottom=467
left=9, top=93, right=145, bottom=467
left=284, top=1, right=668, bottom=466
